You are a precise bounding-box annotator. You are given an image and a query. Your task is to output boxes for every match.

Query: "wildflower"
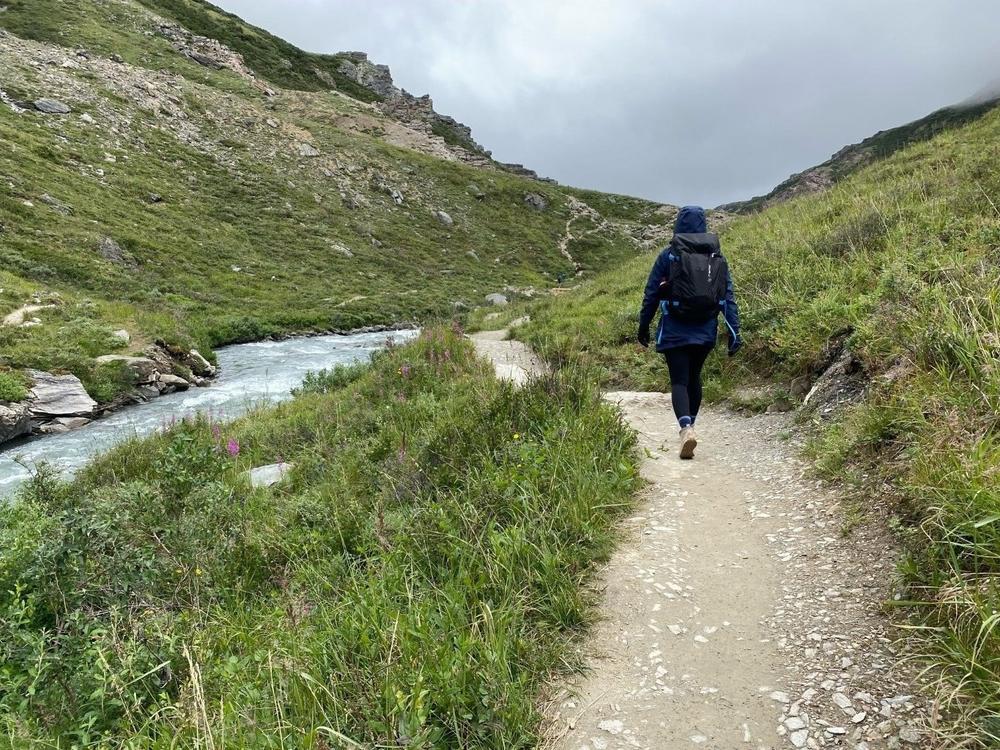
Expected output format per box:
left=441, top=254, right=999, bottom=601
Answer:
left=401, top=363, right=411, bottom=378
left=513, top=433, right=521, bottom=440
left=226, top=438, right=240, bottom=457
left=195, top=567, right=203, bottom=577
left=211, top=424, right=221, bottom=441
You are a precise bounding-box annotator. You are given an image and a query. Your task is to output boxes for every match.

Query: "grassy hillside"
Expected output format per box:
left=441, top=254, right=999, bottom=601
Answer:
left=719, top=96, right=1000, bottom=214
left=0, top=0, right=668, bottom=406
left=523, top=106, right=1000, bottom=741
left=0, top=327, right=640, bottom=746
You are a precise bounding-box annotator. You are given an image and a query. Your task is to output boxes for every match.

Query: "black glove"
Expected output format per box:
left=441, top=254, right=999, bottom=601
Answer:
left=638, top=327, right=650, bottom=348
left=728, top=335, right=743, bottom=357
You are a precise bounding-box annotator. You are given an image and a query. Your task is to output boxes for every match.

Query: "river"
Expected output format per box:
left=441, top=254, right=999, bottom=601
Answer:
left=0, top=329, right=417, bottom=497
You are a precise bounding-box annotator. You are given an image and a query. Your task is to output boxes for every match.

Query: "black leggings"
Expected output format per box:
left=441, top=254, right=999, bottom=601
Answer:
left=664, top=344, right=714, bottom=422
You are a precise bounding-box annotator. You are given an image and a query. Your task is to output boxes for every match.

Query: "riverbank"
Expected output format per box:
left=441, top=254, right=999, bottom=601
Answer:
left=0, top=326, right=640, bottom=746
left=0, top=322, right=421, bottom=455
left=0, top=329, right=416, bottom=495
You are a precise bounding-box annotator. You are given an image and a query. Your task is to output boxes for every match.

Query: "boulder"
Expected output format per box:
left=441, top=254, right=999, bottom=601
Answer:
left=98, top=236, right=134, bottom=266
left=467, top=183, right=486, bottom=200
left=0, top=402, right=31, bottom=444
left=186, top=349, right=216, bottom=377
left=434, top=210, right=454, bottom=227
left=111, top=329, right=131, bottom=345
left=157, top=373, right=190, bottom=391
left=296, top=142, right=320, bottom=158
left=187, top=51, right=223, bottom=69
left=485, top=293, right=509, bottom=306
left=33, top=98, right=71, bottom=114
left=38, top=416, right=92, bottom=435
left=95, top=355, right=160, bottom=384
left=523, top=192, right=548, bottom=211
left=248, top=462, right=294, bottom=488
left=28, top=371, right=97, bottom=418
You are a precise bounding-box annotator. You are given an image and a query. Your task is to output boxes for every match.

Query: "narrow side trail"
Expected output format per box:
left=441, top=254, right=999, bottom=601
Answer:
left=470, top=331, right=931, bottom=750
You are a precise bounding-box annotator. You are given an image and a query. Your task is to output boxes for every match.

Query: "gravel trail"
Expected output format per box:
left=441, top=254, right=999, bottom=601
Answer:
left=470, top=332, right=931, bottom=750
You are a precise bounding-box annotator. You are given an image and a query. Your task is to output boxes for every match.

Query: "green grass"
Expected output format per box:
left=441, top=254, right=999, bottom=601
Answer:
left=523, top=106, right=1000, bottom=741
left=0, top=327, right=641, bottom=747
left=0, top=371, right=30, bottom=402
left=133, top=0, right=383, bottom=100
left=0, top=2, right=662, bottom=404
left=722, top=98, right=1000, bottom=214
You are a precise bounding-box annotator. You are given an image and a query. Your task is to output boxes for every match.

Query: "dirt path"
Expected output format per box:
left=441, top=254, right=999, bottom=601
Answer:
left=470, top=332, right=932, bottom=750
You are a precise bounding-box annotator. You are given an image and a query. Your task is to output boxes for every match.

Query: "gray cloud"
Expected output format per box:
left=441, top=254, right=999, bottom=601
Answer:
left=214, top=0, right=1000, bottom=206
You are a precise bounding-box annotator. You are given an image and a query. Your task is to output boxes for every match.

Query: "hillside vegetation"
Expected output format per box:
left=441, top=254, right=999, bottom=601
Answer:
left=523, top=106, right=1000, bottom=741
left=719, top=96, right=1000, bottom=214
left=0, top=0, right=668, bottom=407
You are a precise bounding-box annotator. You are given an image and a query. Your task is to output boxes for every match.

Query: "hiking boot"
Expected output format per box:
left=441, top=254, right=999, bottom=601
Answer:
left=679, top=426, right=697, bottom=459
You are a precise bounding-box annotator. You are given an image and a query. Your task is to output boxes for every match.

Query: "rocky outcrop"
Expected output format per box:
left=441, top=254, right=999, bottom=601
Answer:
left=33, top=98, right=71, bottom=114
left=0, top=402, right=31, bottom=444
left=523, top=192, right=548, bottom=211
left=154, top=22, right=256, bottom=79
left=485, top=293, right=509, bottom=307
left=28, top=371, right=97, bottom=419
left=334, top=51, right=491, bottom=159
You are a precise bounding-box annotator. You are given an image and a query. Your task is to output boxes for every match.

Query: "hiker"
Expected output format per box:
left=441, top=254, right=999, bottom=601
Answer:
left=637, top=205, right=742, bottom=459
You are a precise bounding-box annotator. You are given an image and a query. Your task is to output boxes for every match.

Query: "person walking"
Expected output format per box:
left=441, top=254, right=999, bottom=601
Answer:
left=637, top=205, right=742, bottom=459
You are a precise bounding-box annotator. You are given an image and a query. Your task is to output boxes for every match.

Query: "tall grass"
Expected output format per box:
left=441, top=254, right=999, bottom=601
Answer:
left=522, top=108, right=1000, bottom=741
left=0, top=327, right=640, bottom=747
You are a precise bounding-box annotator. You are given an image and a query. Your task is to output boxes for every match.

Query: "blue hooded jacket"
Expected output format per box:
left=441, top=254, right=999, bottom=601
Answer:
left=638, top=205, right=741, bottom=351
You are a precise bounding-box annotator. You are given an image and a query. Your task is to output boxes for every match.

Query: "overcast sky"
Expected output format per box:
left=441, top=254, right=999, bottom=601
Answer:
left=214, top=0, right=1000, bottom=206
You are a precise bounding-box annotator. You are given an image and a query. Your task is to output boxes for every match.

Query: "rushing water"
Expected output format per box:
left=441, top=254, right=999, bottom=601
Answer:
left=0, top=329, right=417, bottom=496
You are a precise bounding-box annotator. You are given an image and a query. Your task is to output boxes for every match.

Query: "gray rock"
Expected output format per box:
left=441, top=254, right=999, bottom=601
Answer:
left=157, top=373, right=190, bottom=391
left=0, top=402, right=31, bottom=444
left=467, top=183, right=486, bottom=200
left=187, top=51, right=223, bottom=69
left=789, top=728, right=809, bottom=748
left=898, top=726, right=921, bottom=744
left=248, top=462, right=294, bottom=488
left=147, top=193, right=163, bottom=203
left=98, top=236, right=134, bottom=266
left=186, top=349, right=216, bottom=377
left=485, top=293, right=508, bottom=307
left=95, top=355, right=159, bottom=384
left=39, top=416, right=93, bottom=435
left=40, top=193, right=73, bottom=214
left=28, top=371, right=97, bottom=418
left=523, top=192, right=548, bottom=211
left=79, top=112, right=95, bottom=124
left=434, top=210, right=454, bottom=227
left=33, top=98, right=71, bottom=114
left=296, top=142, right=320, bottom=158
left=111, top=329, right=131, bottom=345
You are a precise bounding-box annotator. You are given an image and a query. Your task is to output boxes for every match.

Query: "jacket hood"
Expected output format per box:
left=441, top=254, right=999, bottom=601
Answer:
left=674, top=205, right=707, bottom=234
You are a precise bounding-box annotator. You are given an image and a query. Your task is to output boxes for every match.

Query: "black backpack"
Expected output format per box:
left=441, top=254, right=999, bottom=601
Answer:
left=659, top=233, right=728, bottom=324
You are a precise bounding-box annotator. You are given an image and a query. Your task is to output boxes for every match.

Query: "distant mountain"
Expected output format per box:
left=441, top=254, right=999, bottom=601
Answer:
left=718, top=93, right=1000, bottom=214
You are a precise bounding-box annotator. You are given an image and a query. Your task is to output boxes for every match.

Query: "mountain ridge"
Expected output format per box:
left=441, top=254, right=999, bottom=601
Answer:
left=718, top=93, right=1000, bottom=213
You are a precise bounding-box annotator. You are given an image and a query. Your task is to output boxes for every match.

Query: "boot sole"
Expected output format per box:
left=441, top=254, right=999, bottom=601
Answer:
left=680, top=435, right=697, bottom=460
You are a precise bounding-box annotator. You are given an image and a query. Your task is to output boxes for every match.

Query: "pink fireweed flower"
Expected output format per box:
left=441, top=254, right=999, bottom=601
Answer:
left=211, top=424, right=221, bottom=441
left=400, top=363, right=411, bottom=378
left=226, top=438, right=240, bottom=457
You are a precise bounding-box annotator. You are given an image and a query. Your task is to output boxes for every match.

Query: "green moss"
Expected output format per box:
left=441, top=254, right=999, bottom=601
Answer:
left=0, top=371, right=29, bottom=402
